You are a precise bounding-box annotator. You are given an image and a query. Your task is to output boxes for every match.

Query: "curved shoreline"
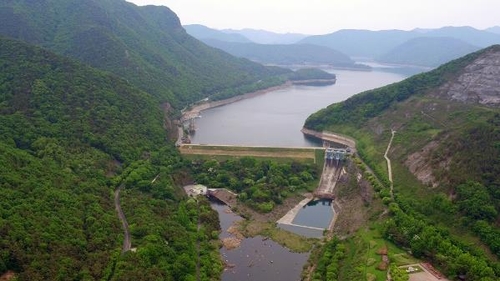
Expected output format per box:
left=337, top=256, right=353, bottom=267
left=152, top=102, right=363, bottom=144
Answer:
left=181, top=81, right=293, bottom=119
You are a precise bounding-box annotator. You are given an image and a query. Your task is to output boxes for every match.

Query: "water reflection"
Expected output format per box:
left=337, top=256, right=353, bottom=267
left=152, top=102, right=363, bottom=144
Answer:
left=210, top=200, right=309, bottom=281
left=191, top=68, right=407, bottom=147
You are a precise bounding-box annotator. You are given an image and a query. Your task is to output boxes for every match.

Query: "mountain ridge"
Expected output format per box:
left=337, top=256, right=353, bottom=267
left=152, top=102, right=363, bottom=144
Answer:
left=377, top=36, right=480, bottom=67
left=0, top=0, right=289, bottom=108
left=299, top=26, right=500, bottom=58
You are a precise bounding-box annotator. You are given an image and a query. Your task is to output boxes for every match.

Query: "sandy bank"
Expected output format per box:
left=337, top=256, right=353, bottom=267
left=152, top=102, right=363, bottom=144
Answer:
left=181, top=82, right=292, bottom=119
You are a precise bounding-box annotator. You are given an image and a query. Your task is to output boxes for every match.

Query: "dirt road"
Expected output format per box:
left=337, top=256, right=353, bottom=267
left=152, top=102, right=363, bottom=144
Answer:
left=114, top=186, right=131, bottom=253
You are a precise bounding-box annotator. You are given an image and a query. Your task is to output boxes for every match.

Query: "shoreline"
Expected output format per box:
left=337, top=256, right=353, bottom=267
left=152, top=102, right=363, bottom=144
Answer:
left=301, top=128, right=356, bottom=150
left=181, top=81, right=293, bottom=119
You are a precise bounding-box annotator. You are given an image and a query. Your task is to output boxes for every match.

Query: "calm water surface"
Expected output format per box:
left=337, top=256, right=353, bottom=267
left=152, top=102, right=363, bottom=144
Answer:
left=278, top=199, right=334, bottom=238
left=191, top=69, right=408, bottom=147
left=211, top=200, right=308, bottom=281
left=292, top=199, right=333, bottom=229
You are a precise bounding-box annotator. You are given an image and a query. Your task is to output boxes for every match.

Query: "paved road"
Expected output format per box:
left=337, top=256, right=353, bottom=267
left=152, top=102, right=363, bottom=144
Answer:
left=114, top=186, right=131, bottom=253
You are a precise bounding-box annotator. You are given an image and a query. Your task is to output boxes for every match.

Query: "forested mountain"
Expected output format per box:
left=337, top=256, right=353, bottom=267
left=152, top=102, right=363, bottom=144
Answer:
left=425, top=26, right=500, bottom=47
left=0, top=0, right=289, bottom=108
left=299, top=26, right=500, bottom=59
left=0, top=36, right=222, bottom=280
left=298, top=29, right=418, bottom=58
left=486, top=26, right=500, bottom=35
left=377, top=37, right=480, bottom=67
left=199, top=38, right=366, bottom=68
left=184, top=24, right=252, bottom=43
left=305, top=46, right=500, bottom=279
left=221, top=28, right=308, bottom=44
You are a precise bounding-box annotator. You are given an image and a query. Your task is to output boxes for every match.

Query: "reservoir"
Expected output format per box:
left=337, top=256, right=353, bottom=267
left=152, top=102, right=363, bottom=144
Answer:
left=191, top=68, right=409, bottom=147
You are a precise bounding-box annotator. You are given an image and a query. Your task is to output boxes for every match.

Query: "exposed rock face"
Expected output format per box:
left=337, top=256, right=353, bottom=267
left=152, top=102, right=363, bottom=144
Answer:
left=435, top=46, right=500, bottom=106
left=405, top=141, right=442, bottom=188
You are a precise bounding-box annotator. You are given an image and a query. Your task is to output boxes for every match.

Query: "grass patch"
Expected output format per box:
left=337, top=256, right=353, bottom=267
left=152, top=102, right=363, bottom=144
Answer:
left=181, top=153, right=315, bottom=164
left=237, top=220, right=316, bottom=253
left=180, top=144, right=321, bottom=164
left=340, top=225, right=418, bottom=281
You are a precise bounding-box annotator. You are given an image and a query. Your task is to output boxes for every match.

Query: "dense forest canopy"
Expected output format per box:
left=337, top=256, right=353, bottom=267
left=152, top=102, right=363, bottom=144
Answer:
left=0, top=0, right=290, bottom=108
left=0, top=36, right=221, bottom=280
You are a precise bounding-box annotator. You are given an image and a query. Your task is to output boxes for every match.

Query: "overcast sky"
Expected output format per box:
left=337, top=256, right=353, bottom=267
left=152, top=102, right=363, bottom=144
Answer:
left=127, top=0, right=500, bottom=35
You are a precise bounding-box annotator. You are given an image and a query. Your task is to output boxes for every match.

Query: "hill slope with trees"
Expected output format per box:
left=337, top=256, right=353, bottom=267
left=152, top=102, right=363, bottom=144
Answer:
left=0, top=0, right=289, bottom=108
left=184, top=24, right=252, bottom=43
left=0, top=36, right=222, bottom=281
left=199, top=38, right=368, bottom=68
left=377, top=37, right=480, bottom=67
left=305, top=45, right=500, bottom=280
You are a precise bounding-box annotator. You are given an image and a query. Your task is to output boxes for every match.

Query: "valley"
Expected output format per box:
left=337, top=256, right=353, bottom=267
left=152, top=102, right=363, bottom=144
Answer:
left=1, top=0, right=500, bottom=280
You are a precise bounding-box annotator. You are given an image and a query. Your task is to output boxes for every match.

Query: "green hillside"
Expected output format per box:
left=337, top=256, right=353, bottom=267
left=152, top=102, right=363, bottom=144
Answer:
left=0, top=0, right=289, bottom=108
left=378, top=37, right=480, bottom=67
left=0, top=37, right=221, bottom=281
left=200, top=38, right=369, bottom=69
left=184, top=24, right=252, bottom=43
left=305, top=46, right=500, bottom=280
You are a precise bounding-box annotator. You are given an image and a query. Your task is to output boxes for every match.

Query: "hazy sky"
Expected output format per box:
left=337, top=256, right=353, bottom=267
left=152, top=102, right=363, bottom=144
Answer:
left=127, top=0, right=499, bottom=34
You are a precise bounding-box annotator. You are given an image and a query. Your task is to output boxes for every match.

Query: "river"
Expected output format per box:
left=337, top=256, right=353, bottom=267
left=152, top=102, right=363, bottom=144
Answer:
left=191, top=68, right=410, bottom=147
left=211, top=200, right=308, bottom=281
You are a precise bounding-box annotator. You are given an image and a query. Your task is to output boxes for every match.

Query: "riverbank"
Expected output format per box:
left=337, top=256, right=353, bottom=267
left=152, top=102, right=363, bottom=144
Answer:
left=209, top=188, right=316, bottom=253
left=181, top=81, right=293, bottom=120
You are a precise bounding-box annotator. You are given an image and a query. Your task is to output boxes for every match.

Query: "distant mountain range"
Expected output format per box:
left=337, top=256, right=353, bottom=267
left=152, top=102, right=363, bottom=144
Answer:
left=184, top=24, right=252, bottom=43
left=299, top=26, right=500, bottom=59
left=185, top=25, right=367, bottom=68
left=199, top=38, right=369, bottom=69
left=187, top=24, right=500, bottom=69
left=377, top=37, right=480, bottom=67
left=486, top=26, right=500, bottom=35
left=220, top=28, right=308, bottom=44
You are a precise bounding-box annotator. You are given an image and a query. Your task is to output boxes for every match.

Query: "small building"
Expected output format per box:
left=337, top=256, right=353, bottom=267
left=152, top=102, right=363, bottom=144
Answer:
left=183, top=184, right=208, bottom=197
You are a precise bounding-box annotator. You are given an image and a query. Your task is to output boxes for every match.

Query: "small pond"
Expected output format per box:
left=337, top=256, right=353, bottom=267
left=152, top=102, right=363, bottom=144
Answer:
left=292, top=199, right=334, bottom=229
left=278, top=199, right=334, bottom=238
left=210, top=200, right=309, bottom=281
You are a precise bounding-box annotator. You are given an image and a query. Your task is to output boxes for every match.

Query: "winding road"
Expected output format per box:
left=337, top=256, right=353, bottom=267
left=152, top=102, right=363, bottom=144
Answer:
left=115, top=185, right=132, bottom=253
left=384, top=130, right=396, bottom=199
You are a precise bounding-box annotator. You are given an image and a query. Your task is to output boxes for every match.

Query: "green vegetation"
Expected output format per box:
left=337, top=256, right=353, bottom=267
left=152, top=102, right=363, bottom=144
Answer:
left=0, top=0, right=289, bottom=108
left=305, top=46, right=486, bottom=131
left=238, top=221, right=315, bottom=253
left=377, top=37, right=479, bottom=67
left=304, top=45, right=500, bottom=280
left=287, top=68, right=336, bottom=81
left=310, top=237, right=345, bottom=281
left=191, top=157, right=318, bottom=212
left=0, top=37, right=221, bottom=280
left=197, top=38, right=360, bottom=67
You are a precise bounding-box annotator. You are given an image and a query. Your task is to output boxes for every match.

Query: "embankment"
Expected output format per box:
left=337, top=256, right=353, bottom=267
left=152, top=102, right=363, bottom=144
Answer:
left=301, top=128, right=356, bottom=149
left=179, top=144, right=321, bottom=163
